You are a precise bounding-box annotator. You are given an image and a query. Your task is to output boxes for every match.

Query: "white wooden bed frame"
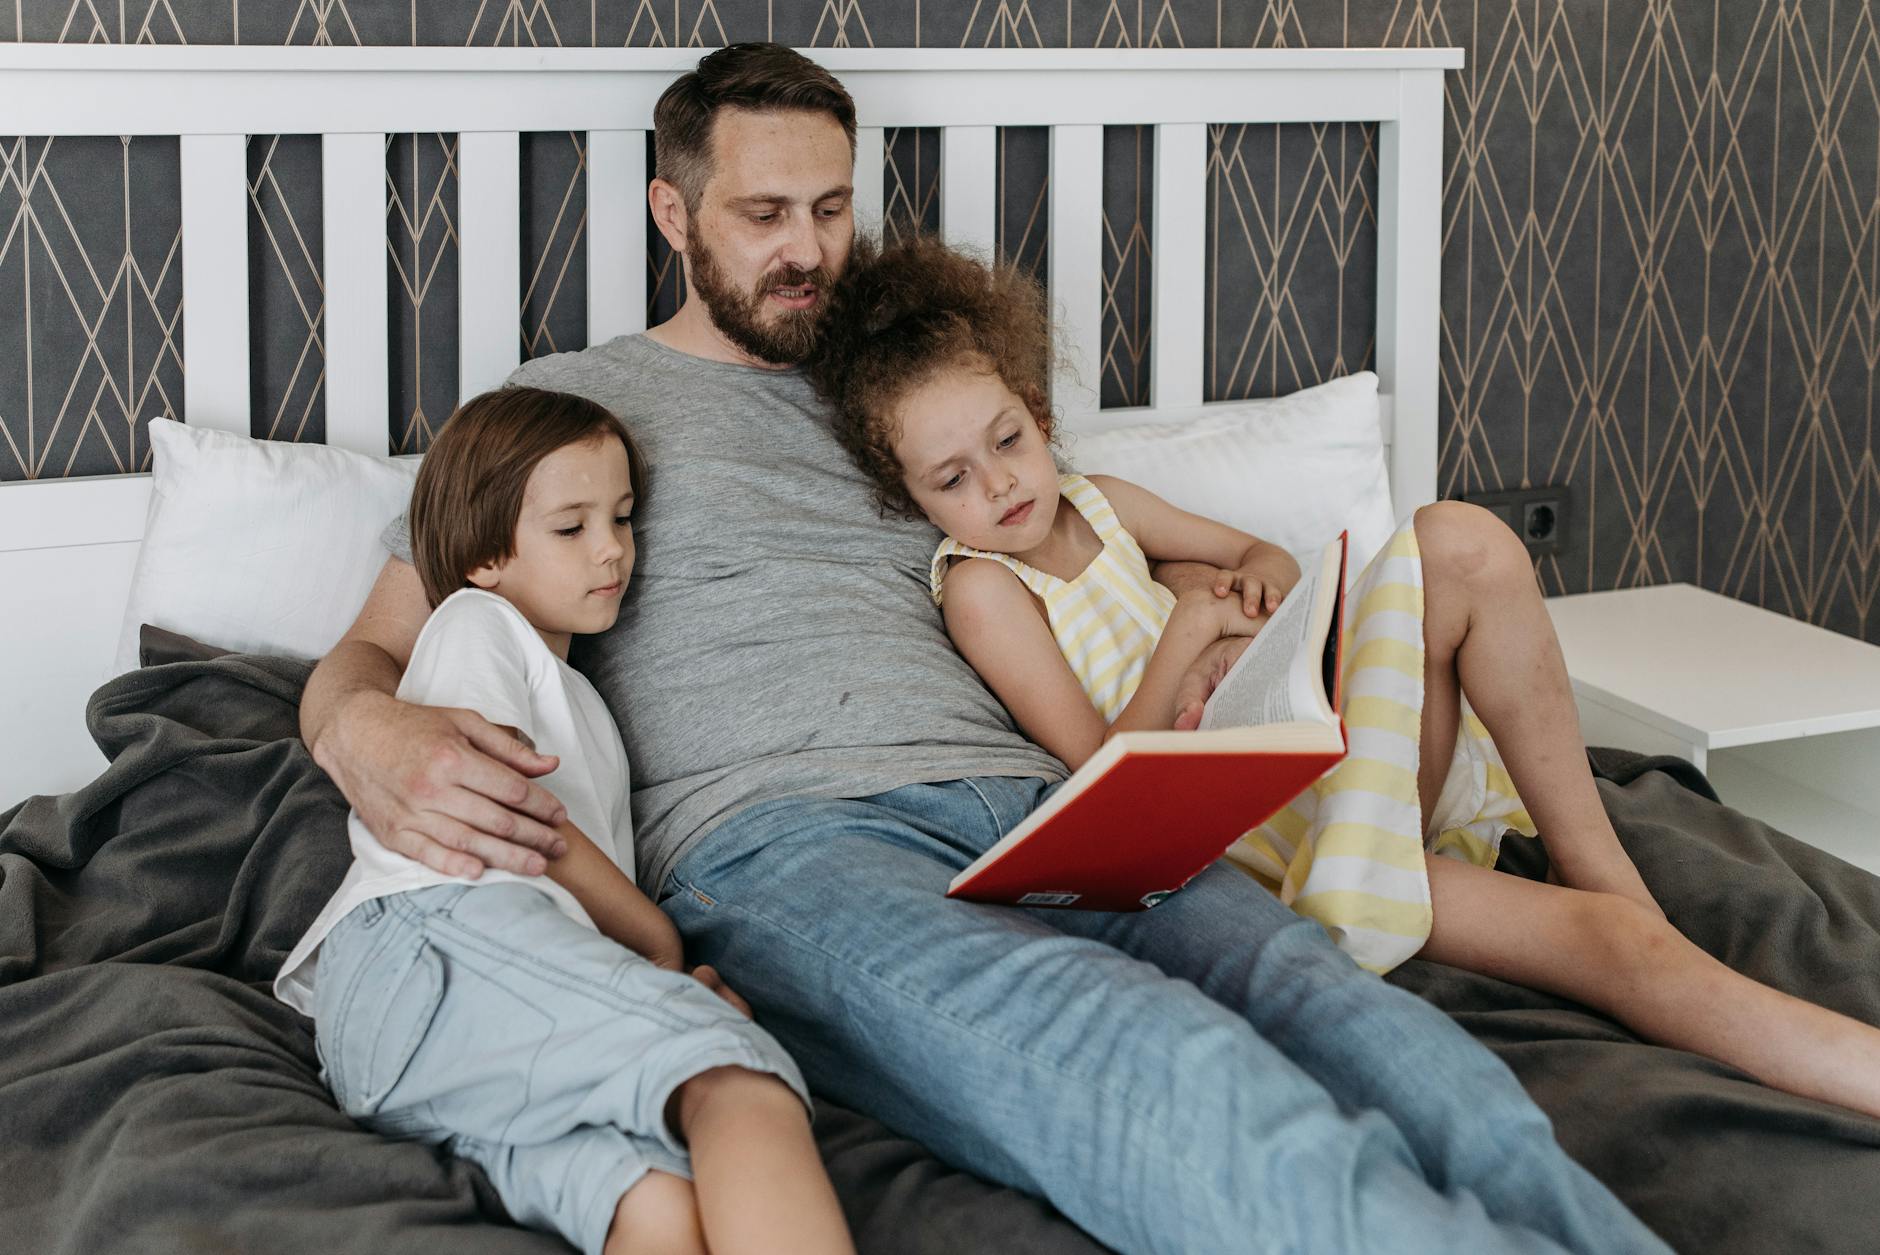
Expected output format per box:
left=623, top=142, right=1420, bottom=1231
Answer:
left=0, top=45, right=1458, bottom=803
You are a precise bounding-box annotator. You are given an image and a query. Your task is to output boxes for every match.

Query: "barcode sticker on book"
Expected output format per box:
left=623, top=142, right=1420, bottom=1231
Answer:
left=1017, top=891, right=1082, bottom=907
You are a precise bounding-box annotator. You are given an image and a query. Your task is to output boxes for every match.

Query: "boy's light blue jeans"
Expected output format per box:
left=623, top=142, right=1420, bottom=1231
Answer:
left=662, top=776, right=1669, bottom=1255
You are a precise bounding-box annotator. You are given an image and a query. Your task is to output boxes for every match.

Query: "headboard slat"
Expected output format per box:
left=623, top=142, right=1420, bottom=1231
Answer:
left=1376, top=73, right=1444, bottom=510
left=458, top=130, right=523, bottom=402
left=0, top=46, right=1460, bottom=804
left=321, top=132, right=391, bottom=455
left=1048, top=124, right=1104, bottom=419
left=939, top=125, right=997, bottom=260
left=179, top=133, right=251, bottom=435
left=1150, top=123, right=1207, bottom=410
left=854, top=127, right=886, bottom=234
left=585, top=129, right=649, bottom=344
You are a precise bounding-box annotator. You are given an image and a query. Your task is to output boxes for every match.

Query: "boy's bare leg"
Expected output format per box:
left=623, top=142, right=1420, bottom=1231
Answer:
left=605, top=1172, right=707, bottom=1255
left=1421, top=855, right=1880, bottom=1118
left=1414, top=502, right=1661, bottom=916
left=673, top=1066, right=856, bottom=1255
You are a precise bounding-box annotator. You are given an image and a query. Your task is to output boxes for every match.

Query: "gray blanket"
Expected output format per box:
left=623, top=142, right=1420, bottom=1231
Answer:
left=3, top=651, right=1877, bottom=1253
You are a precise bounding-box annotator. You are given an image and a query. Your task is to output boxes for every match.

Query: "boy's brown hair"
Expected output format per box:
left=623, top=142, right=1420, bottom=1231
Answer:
left=408, top=387, right=648, bottom=609
left=807, top=234, right=1057, bottom=519
left=654, top=43, right=857, bottom=211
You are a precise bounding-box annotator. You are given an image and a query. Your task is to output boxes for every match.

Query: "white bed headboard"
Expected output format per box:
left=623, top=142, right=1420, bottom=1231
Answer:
left=0, top=45, right=1458, bottom=802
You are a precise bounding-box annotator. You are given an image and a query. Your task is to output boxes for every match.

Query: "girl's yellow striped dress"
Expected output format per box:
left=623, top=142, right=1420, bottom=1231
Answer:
left=930, top=472, right=1535, bottom=974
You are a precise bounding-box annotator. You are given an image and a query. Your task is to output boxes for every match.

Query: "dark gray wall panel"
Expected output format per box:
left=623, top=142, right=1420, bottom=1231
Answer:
left=247, top=135, right=324, bottom=444
left=386, top=132, right=457, bottom=455
left=0, top=1, right=1874, bottom=645
left=520, top=131, right=587, bottom=363
left=0, top=134, right=181, bottom=478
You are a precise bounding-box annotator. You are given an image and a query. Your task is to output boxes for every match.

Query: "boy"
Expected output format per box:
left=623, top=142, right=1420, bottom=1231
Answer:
left=276, top=387, right=853, bottom=1255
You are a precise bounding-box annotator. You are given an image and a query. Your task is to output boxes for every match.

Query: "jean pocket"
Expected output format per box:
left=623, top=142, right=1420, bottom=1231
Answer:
left=669, top=876, right=716, bottom=909
left=326, top=933, right=446, bottom=1120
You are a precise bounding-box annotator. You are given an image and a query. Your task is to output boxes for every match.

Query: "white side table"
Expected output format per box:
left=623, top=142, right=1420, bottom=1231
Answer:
left=1543, top=584, right=1880, bottom=876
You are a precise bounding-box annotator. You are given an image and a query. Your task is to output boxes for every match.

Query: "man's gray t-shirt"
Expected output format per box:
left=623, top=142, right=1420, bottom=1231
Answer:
left=389, top=334, right=1066, bottom=892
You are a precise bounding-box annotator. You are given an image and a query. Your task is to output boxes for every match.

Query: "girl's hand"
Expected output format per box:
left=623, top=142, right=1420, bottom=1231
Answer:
left=689, top=964, right=753, bottom=1018
left=1213, top=544, right=1302, bottom=617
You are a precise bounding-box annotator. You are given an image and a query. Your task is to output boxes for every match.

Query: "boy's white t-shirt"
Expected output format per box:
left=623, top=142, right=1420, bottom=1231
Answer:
left=274, top=588, right=634, bottom=1015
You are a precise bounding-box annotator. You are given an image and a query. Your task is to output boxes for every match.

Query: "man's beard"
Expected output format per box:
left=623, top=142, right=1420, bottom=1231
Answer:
left=686, top=231, right=837, bottom=366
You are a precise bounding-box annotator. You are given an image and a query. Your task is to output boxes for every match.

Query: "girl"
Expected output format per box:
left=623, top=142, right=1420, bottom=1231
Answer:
left=808, top=234, right=1880, bottom=1119
left=275, top=388, right=854, bottom=1255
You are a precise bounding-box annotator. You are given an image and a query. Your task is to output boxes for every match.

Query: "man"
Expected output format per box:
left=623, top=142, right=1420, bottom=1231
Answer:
left=302, top=43, right=1666, bottom=1255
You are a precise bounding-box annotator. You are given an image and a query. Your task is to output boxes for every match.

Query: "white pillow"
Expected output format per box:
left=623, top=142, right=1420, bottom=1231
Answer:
left=115, top=419, right=419, bottom=673
left=1064, top=371, right=1397, bottom=579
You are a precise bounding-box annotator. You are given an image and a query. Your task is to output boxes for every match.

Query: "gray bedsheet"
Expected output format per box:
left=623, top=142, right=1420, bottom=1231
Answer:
left=0, top=651, right=1103, bottom=1255
left=1390, top=748, right=1880, bottom=1252
left=3, top=649, right=1877, bottom=1253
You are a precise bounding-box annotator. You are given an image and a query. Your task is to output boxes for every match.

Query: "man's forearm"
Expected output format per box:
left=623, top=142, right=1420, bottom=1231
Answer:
left=300, top=637, right=403, bottom=762
left=1153, top=560, right=1222, bottom=597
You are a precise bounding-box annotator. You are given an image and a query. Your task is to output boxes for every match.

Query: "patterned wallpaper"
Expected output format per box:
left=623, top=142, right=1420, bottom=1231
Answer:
left=0, top=2, right=1875, bottom=647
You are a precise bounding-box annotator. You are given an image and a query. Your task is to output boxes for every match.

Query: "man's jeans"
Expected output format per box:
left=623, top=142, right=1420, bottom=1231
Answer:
left=662, top=777, right=1668, bottom=1255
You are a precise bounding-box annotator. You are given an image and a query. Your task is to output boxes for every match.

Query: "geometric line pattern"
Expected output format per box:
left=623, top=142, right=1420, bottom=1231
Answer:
left=883, top=127, right=941, bottom=244
left=520, top=130, right=586, bottom=362
left=1206, top=120, right=1377, bottom=402
left=0, top=134, right=182, bottom=479
left=247, top=134, right=325, bottom=443
left=1101, top=124, right=1153, bottom=407
left=996, top=125, right=1049, bottom=282
left=1423, top=0, right=1880, bottom=642
left=386, top=131, right=457, bottom=455
left=2, top=0, right=1876, bottom=647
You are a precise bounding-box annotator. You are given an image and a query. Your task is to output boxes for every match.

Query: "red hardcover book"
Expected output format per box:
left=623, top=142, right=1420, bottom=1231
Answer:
left=948, top=533, right=1349, bottom=912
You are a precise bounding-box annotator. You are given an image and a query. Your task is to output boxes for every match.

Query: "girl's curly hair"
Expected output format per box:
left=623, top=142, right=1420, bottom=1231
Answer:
left=807, top=233, right=1056, bottom=519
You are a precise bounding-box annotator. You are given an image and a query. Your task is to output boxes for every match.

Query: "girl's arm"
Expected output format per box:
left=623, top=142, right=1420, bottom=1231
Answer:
left=942, top=557, right=1252, bottom=771
left=1099, top=594, right=1256, bottom=746
left=942, top=559, right=1107, bottom=768
left=1090, top=474, right=1301, bottom=616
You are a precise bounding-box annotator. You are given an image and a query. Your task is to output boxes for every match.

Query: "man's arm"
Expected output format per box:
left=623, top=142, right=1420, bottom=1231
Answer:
left=1152, top=560, right=1233, bottom=601
left=302, top=556, right=569, bottom=878
left=1168, top=635, right=1255, bottom=731
left=1139, top=555, right=1271, bottom=732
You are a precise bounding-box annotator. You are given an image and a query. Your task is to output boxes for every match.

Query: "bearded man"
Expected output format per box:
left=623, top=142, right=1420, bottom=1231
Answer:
left=300, top=42, right=1666, bottom=1255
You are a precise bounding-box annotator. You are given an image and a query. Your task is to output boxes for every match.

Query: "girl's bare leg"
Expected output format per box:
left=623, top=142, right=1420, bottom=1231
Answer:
left=1421, top=856, right=1880, bottom=1117
left=1413, top=501, right=1660, bottom=915
left=672, top=1066, right=855, bottom=1255
left=1415, top=502, right=1880, bottom=1113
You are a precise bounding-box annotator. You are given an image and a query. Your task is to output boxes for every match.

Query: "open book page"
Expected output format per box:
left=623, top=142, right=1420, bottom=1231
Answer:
left=1196, top=547, right=1331, bottom=732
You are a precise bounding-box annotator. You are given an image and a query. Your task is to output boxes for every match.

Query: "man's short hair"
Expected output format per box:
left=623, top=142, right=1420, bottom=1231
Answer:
left=408, top=387, right=648, bottom=610
left=654, top=43, right=857, bottom=211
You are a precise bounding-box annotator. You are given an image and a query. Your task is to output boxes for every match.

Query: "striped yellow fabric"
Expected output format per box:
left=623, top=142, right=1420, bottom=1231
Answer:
left=931, top=474, right=1176, bottom=720
left=933, top=494, right=1533, bottom=976
left=1221, top=520, right=1536, bottom=973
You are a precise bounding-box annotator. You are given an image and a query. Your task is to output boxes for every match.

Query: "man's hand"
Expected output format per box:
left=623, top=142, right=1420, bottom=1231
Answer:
left=1154, top=559, right=1230, bottom=600
left=1171, top=587, right=1270, bottom=642
left=1171, top=635, right=1254, bottom=731
left=313, top=690, right=568, bottom=878
left=688, top=964, right=753, bottom=1018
